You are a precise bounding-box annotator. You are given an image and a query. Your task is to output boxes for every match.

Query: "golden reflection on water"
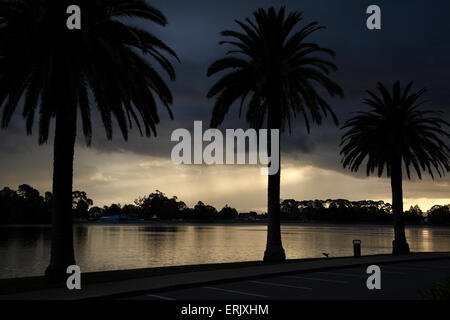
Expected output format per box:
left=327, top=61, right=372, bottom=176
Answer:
left=1, top=223, right=450, bottom=279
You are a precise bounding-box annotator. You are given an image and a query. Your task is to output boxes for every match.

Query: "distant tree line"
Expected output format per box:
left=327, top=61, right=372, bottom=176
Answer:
left=280, top=199, right=434, bottom=224
left=1, top=185, right=449, bottom=225
left=0, top=185, right=93, bottom=224
left=90, top=190, right=239, bottom=221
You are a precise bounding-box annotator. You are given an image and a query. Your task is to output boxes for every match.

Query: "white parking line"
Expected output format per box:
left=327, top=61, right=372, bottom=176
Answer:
left=147, top=294, right=176, bottom=301
left=377, top=270, right=406, bottom=275
left=385, top=266, right=431, bottom=272
left=435, top=264, right=450, bottom=270
left=286, top=276, right=348, bottom=284
left=318, top=271, right=365, bottom=278
left=318, top=270, right=405, bottom=277
left=408, top=263, right=450, bottom=270
left=248, top=280, right=312, bottom=291
left=203, top=286, right=268, bottom=298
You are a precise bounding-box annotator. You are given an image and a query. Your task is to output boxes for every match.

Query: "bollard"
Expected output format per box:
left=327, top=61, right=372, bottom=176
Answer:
left=353, top=239, right=361, bottom=257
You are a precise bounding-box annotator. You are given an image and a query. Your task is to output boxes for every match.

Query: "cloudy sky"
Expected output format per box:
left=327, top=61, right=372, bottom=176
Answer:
left=0, top=0, right=449, bottom=212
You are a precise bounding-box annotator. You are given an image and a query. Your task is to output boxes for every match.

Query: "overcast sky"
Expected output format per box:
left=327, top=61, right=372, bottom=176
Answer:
left=0, top=0, right=449, bottom=212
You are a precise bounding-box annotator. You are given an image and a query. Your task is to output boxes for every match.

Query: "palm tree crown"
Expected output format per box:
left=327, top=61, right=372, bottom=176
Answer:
left=0, top=0, right=178, bottom=280
left=0, top=0, right=179, bottom=144
left=207, top=7, right=343, bottom=263
left=340, top=81, right=449, bottom=179
left=207, top=7, right=343, bottom=131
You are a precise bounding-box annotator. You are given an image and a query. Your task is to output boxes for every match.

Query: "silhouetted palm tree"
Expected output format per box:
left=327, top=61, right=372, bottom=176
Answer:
left=207, top=7, right=343, bottom=262
left=340, top=81, right=449, bottom=254
left=0, top=0, right=178, bottom=279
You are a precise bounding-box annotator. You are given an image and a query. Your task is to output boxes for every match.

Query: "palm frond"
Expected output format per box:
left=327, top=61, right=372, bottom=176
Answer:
left=207, top=6, right=342, bottom=133
left=340, top=81, right=450, bottom=179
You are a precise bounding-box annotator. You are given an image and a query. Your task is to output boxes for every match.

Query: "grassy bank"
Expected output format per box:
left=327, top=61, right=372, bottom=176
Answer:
left=0, top=259, right=286, bottom=295
left=0, top=255, right=367, bottom=295
left=1, top=252, right=449, bottom=297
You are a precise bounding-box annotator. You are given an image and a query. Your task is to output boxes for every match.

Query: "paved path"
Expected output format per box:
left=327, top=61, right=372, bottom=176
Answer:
left=127, top=258, right=450, bottom=300
left=1, top=252, right=449, bottom=300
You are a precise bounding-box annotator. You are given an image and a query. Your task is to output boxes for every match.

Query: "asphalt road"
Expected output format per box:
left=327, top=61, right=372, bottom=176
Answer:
left=125, top=258, right=450, bottom=300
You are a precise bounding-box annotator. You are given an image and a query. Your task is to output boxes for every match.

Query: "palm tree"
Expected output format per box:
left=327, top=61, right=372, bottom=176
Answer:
left=0, top=0, right=178, bottom=280
left=207, top=7, right=343, bottom=262
left=340, top=81, right=449, bottom=254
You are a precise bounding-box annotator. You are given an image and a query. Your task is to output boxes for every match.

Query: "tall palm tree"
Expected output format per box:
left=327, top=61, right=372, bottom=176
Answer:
left=207, top=7, right=343, bottom=262
left=0, top=0, right=178, bottom=280
left=340, top=81, right=449, bottom=254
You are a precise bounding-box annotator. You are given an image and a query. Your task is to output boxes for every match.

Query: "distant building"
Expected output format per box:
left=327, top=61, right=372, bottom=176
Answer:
left=238, top=211, right=259, bottom=221
left=99, top=215, right=120, bottom=223
left=98, top=215, right=138, bottom=223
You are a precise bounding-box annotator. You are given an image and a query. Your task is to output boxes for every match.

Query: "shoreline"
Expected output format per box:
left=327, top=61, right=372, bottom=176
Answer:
left=1, top=220, right=449, bottom=228
left=1, top=251, right=449, bottom=299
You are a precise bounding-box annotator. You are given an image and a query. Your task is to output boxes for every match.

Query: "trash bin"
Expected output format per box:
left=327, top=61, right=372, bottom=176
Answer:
left=353, top=240, right=361, bottom=257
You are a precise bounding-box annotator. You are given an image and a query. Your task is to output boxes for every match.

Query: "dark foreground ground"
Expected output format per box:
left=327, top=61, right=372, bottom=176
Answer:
left=126, top=259, right=450, bottom=300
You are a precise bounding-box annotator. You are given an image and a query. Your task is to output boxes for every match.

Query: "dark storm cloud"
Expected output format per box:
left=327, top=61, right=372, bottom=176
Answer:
left=144, top=0, right=450, bottom=164
left=1, top=0, right=449, bottom=188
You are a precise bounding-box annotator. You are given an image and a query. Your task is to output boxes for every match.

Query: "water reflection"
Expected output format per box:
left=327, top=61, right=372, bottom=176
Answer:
left=1, top=223, right=450, bottom=279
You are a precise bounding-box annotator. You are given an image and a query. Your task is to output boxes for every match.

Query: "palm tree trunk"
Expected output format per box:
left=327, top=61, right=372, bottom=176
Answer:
left=45, top=105, right=77, bottom=281
left=263, top=100, right=286, bottom=263
left=390, top=156, right=410, bottom=255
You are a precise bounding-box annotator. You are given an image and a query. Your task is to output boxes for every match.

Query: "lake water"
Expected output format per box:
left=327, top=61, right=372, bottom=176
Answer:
left=1, top=223, right=450, bottom=279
